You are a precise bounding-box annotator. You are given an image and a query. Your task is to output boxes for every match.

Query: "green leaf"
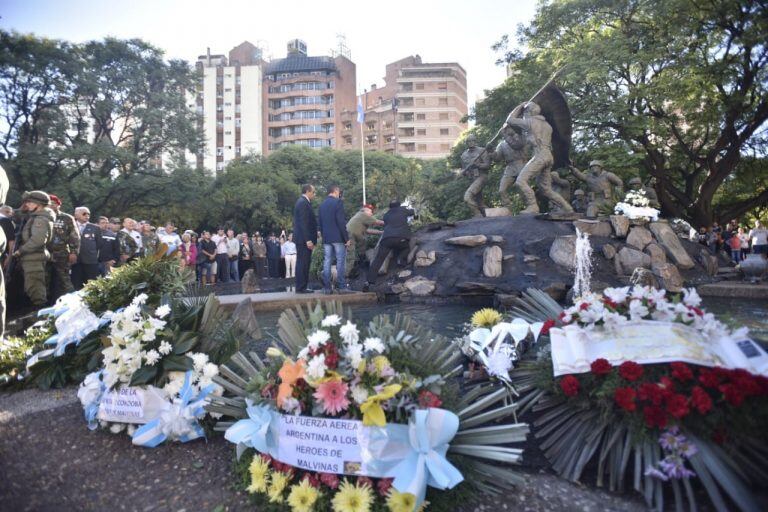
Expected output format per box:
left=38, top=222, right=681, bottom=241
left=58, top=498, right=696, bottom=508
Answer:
left=172, top=335, right=198, bottom=355
left=129, top=365, right=158, bottom=386
left=162, top=354, right=193, bottom=372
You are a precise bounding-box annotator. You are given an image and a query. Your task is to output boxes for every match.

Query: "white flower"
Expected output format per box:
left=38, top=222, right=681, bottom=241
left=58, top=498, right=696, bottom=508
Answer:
left=77, top=371, right=103, bottom=407
left=345, top=343, right=364, bottom=368
left=628, top=299, right=650, bottom=320
left=306, top=330, right=330, bottom=351
left=297, top=346, right=310, bottom=360
left=265, top=347, right=284, bottom=359
left=321, top=314, right=341, bottom=327
left=306, top=354, right=327, bottom=380
left=202, top=362, right=219, bottom=379
left=603, top=287, right=630, bottom=305
left=132, top=293, right=149, bottom=305
left=144, top=349, right=161, bottom=366
left=602, top=311, right=629, bottom=330
left=126, top=424, right=136, bottom=436
left=651, top=303, right=676, bottom=322
left=647, top=287, right=668, bottom=304
left=579, top=302, right=606, bottom=324
left=350, top=385, right=369, bottom=404
left=630, top=286, right=650, bottom=300
left=191, top=353, right=209, bottom=371
left=158, top=341, right=173, bottom=356
left=363, top=337, right=385, bottom=354
left=109, top=423, right=125, bottom=434
left=561, top=312, right=573, bottom=323
left=281, top=397, right=302, bottom=414
left=682, top=288, right=702, bottom=308
left=155, top=304, right=171, bottom=318
left=339, top=321, right=360, bottom=345
left=141, top=329, right=157, bottom=342
left=486, top=350, right=513, bottom=379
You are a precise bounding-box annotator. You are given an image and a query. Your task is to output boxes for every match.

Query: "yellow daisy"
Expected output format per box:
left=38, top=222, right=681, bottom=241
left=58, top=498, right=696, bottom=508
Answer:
left=246, top=457, right=270, bottom=493
left=268, top=471, right=291, bottom=503
left=331, top=479, right=374, bottom=512
left=471, top=308, right=503, bottom=328
left=287, top=479, right=320, bottom=512
left=386, top=490, right=417, bottom=512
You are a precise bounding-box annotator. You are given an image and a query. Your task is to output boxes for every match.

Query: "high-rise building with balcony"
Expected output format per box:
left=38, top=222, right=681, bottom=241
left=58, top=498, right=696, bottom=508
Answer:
left=196, top=41, right=264, bottom=173
left=263, top=39, right=357, bottom=154
left=343, top=56, right=468, bottom=159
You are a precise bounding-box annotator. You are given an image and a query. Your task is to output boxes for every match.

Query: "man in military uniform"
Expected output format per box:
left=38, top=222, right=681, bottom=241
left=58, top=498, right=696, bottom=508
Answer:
left=116, top=217, right=138, bottom=266
left=493, top=127, right=528, bottom=208
left=627, top=177, right=660, bottom=208
left=72, top=206, right=102, bottom=289
left=571, top=189, right=588, bottom=214
left=569, top=160, right=624, bottom=217
left=345, top=204, right=384, bottom=276
left=48, top=194, right=80, bottom=298
left=13, top=191, right=54, bottom=306
left=460, top=134, right=492, bottom=218
left=505, top=102, right=573, bottom=214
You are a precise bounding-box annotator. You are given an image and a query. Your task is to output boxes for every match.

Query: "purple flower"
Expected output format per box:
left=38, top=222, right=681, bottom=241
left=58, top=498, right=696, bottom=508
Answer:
left=659, top=431, right=679, bottom=451
left=659, top=455, right=696, bottom=479
left=644, top=466, right=669, bottom=481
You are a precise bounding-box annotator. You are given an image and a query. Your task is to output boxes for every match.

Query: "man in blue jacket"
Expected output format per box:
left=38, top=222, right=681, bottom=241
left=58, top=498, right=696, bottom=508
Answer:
left=292, top=184, right=318, bottom=294
left=318, top=184, right=352, bottom=294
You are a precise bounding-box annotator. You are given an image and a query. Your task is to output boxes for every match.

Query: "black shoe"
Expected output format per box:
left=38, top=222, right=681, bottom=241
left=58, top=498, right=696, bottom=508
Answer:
left=296, top=289, right=314, bottom=294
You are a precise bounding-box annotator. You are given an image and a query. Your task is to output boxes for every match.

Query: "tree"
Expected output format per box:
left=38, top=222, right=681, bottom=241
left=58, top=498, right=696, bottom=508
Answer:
left=0, top=32, right=200, bottom=211
left=487, top=0, right=768, bottom=226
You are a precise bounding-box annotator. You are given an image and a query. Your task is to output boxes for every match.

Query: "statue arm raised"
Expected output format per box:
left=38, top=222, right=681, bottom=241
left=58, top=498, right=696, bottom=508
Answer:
left=607, top=172, right=624, bottom=190
left=569, top=165, right=587, bottom=181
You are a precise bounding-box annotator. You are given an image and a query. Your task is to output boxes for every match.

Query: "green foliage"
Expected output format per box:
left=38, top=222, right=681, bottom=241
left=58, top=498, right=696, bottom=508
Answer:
left=0, top=321, right=54, bottom=387
left=484, top=0, right=768, bottom=226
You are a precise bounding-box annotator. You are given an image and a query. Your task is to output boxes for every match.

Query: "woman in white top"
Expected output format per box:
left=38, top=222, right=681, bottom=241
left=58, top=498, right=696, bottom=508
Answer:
left=282, top=233, right=298, bottom=278
left=738, top=227, right=750, bottom=260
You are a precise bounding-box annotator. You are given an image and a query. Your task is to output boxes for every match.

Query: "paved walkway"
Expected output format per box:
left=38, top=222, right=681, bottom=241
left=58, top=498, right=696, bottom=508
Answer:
left=217, top=290, right=378, bottom=311
left=0, top=388, right=647, bottom=512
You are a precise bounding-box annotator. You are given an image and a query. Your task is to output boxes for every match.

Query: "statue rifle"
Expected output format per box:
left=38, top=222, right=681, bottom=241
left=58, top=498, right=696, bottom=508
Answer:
left=462, top=67, right=565, bottom=173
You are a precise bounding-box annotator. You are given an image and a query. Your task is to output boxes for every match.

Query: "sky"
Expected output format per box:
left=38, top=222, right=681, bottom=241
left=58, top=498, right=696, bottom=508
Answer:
left=0, top=0, right=538, bottom=111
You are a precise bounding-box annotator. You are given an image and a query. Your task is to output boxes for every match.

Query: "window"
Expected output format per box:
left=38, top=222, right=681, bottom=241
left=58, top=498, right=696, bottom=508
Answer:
left=437, top=82, right=448, bottom=90
left=417, top=144, right=427, bottom=151
left=439, top=113, right=449, bottom=120
left=440, top=143, right=451, bottom=151
left=438, top=98, right=448, bottom=106
left=216, top=147, right=224, bottom=156
left=417, top=129, right=426, bottom=136
left=415, top=83, right=424, bottom=90
left=225, top=130, right=232, bottom=135
left=344, top=135, right=352, bottom=144
left=343, top=122, right=352, bottom=130
left=367, top=122, right=376, bottom=131
left=216, top=162, right=225, bottom=171
left=224, top=88, right=232, bottom=92
left=225, top=116, right=232, bottom=120
left=416, top=98, right=425, bottom=106
left=416, top=113, right=426, bottom=120
left=440, top=128, right=449, bottom=136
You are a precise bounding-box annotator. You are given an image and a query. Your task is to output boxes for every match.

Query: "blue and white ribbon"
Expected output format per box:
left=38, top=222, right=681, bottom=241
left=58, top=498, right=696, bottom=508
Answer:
left=77, top=370, right=106, bottom=430
left=224, top=402, right=280, bottom=460
left=387, top=408, right=464, bottom=505
left=131, top=372, right=214, bottom=448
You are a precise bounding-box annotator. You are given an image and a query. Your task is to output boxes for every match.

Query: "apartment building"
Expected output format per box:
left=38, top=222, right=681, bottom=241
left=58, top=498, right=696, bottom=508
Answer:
left=342, top=55, right=468, bottom=159
left=263, top=39, right=357, bottom=154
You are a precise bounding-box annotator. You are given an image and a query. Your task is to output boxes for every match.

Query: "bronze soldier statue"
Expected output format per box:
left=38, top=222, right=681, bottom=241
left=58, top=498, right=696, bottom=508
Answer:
left=460, top=134, right=492, bottom=217
left=549, top=169, right=572, bottom=212
left=493, top=127, right=528, bottom=208
left=569, top=160, right=624, bottom=217
left=571, top=189, right=588, bottom=214
left=627, top=176, right=660, bottom=208
left=504, top=102, right=573, bottom=214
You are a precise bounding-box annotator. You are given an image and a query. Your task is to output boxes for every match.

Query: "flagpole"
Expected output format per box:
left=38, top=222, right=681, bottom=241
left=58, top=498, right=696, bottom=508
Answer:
left=357, top=90, right=367, bottom=205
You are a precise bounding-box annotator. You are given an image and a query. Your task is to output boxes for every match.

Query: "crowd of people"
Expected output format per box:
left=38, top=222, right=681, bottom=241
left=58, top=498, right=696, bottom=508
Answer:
left=696, top=219, right=768, bottom=262
left=0, top=183, right=421, bottom=312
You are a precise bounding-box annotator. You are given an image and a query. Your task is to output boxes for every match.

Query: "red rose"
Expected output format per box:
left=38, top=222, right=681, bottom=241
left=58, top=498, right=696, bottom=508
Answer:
left=689, top=306, right=704, bottom=316
left=698, top=368, right=720, bottom=388
left=319, top=472, right=340, bottom=489
left=719, top=383, right=745, bottom=407
left=728, top=369, right=762, bottom=397
left=619, top=361, right=644, bottom=382
left=418, top=390, right=443, bottom=408
left=670, top=362, right=693, bottom=382
left=579, top=302, right=590, bottom=311
left=614, top=387, right=637, bottom=411
left=377, top=478, right=393, bottom=497
left=541, top=319, right=556, bottom=336
left=691, top=386, right=713, bottom=414
left=303, top=473, right=321, bottom=488
left=558, top=311, right=566, bottom=321
left=357, top=476, right=374, bottom=488
left=590, top=358, right=613, bottom=376
left=658, top=376, right=675, bottom=396
left=638, top=382, right=663, bottom=405
left=644, top=405, right=667, bottom=429
left=559, top=375, right=580, bottom=397
left=665, top=393, right=690, bottom=419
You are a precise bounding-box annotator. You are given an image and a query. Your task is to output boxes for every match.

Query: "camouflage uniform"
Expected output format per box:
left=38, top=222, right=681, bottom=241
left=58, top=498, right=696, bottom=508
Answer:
left=116, top=229, right=138, bottom=266
left=18, top=192, right=55, bottom=306
left=50, top=210, right=80, bottom=295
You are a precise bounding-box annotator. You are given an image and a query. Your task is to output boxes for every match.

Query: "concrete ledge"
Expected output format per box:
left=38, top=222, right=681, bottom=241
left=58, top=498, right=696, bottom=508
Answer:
left=698, top=282, right=768, bottom=299
left=217, top=291, right=378, bottom=312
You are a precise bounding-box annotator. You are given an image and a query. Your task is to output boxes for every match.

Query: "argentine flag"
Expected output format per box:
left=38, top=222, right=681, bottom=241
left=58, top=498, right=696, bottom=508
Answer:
left=357, top=98, right=365, bottom=124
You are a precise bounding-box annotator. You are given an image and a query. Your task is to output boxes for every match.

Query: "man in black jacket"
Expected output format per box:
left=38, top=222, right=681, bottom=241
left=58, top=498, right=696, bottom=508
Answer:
left=292, top=184, right=317, bottom=293
left=71, top=206, right=102, bottom=289
left=98, top=216, right=120, bottom=275
left=366, top=200, right=415, bottom=287
left=265, top=233, right=281, bottom=278
left=318, top=184, right=351, bottom=293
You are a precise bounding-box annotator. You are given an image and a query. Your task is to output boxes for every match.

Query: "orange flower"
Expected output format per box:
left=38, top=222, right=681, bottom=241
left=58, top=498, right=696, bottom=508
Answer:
left=277, top=358, right=306, bottom=407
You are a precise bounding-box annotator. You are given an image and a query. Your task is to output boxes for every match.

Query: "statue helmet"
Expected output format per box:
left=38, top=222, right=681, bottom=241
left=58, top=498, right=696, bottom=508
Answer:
left=588, top=160, right=604, bottom=169
left=21, top=190, right=51, bottom=206
left=628, top=177, right=642, bottom=186
left=523, top=102, right=541, bottom=115
left=574, top=189, right=585, bottom=196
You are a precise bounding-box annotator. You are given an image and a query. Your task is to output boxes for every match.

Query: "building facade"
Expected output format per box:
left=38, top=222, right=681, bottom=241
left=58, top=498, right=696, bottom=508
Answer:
left=343, top=56, right=468, bottom=160
left=196, top=42, right=264, bottom=173
left=262, top=39, right=357, bottom=154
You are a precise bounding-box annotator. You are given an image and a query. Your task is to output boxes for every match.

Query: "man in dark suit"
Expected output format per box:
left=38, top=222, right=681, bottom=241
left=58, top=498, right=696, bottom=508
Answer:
left=71, top=206, right=103, bottom=289
left=318, top=184, right=351, bottom=294
left=292, top=184, right=317, bottom=294
left=366, top=200, right=416, bottom=288
left=265, top=233, right=282, bottom=278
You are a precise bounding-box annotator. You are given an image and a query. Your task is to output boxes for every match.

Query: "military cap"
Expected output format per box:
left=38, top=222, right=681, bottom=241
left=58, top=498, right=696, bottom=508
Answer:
left=588, top=160, right=604, bottom=168
left=628, top=177, right=643, bottom=186
left=109, top=217, right=121, bottom=224
left=21, top=190, right=51, bottom=206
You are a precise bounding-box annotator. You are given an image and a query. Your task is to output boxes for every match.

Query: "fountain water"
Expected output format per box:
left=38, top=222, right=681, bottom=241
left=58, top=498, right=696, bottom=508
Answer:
left=573, top=228, right=593, bottom=300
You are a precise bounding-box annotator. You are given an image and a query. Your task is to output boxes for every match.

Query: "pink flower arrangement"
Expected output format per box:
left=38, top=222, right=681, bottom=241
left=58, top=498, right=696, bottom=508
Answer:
left=313, top=379, right=350, bottom=415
